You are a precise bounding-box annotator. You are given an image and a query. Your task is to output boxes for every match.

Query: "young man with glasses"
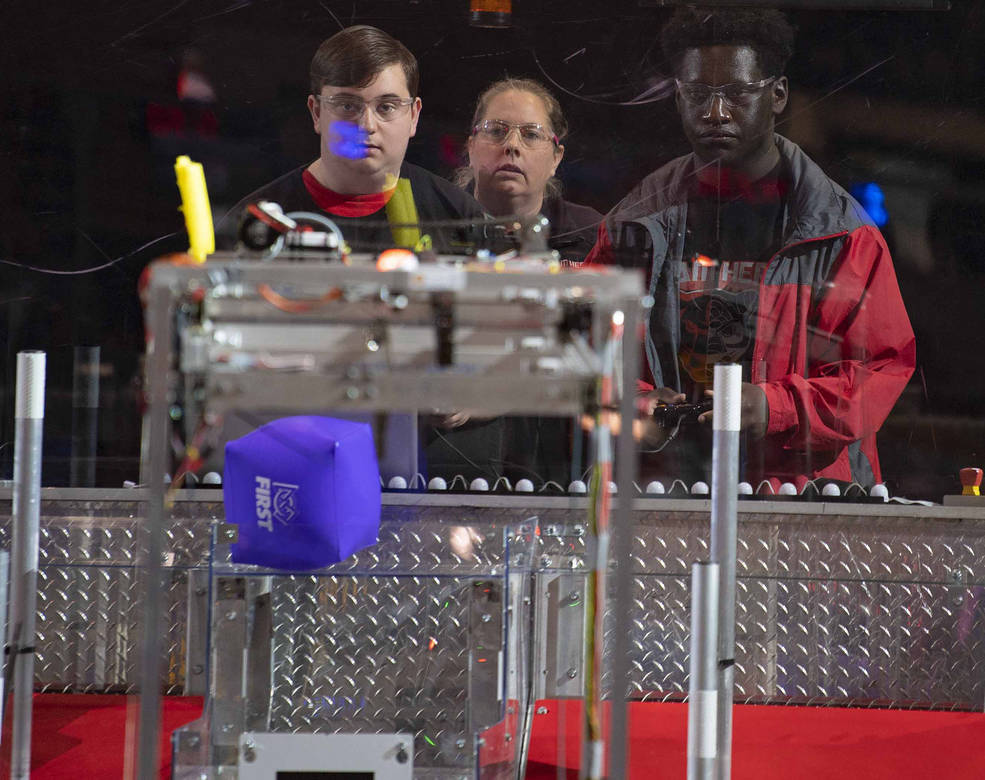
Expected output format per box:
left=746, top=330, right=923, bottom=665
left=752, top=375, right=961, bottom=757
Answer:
left=244, top=25, right=484, bottom=252
left=589, top=7, right=915, bottom=490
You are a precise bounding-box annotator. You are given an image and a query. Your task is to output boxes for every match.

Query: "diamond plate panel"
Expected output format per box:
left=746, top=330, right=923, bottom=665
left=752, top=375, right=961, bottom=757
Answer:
left=34, top=565, right=188, bottom=694
left=267, top=575, right=474, bottom=769
left=610, top=573, right=985, bottom=709
left=4, top=491, right=985, bottom=711
left=0, top=494, right=210, bottom=693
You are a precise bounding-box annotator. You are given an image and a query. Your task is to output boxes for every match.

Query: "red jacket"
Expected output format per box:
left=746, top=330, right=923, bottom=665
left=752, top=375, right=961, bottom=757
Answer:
left=587, top=136, right=916, bottom=485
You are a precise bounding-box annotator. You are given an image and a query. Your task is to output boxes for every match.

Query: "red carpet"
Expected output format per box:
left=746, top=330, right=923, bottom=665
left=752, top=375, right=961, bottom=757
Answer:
left=2, top=694, right=984, bottom=778
left=0, top=694, right=203, bottom=779
left=526, top=699, right=985, bottom=779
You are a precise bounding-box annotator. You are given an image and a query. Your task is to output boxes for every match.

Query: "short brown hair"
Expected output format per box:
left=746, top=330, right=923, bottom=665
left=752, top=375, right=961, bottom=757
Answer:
left=309, top=25, right=419, bottom=97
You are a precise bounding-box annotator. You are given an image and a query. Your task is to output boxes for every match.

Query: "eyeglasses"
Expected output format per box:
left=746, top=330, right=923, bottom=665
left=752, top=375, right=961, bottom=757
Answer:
left=318, top=95, right=416, bottom=122
left=675, top=77, right=776, bottom=108
left=472, top=119, right=559, bottom=149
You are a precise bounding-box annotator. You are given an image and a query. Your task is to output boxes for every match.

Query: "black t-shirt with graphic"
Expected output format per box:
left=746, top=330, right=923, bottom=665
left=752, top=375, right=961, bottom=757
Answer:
left=678, top=161, right=788, bottom=394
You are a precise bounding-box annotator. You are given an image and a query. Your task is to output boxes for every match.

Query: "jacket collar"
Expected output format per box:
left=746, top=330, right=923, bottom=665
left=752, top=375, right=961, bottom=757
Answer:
left=625, top=135, right=872, bottom=248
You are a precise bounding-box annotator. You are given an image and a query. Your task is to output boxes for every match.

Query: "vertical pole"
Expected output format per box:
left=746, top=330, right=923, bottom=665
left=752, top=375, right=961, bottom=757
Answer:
left=607, top=301, right=640, bottom=780
left=687, top=561, right=720, bottom=780
left=9, top=350, right=46, bottom=780
left=70, top=346, right=100, bottom=487
left=134, top=284, right=172, bottom=779
left=0, top=550, right=9, bottom=733
left=710, top=363, right=741, bottom=780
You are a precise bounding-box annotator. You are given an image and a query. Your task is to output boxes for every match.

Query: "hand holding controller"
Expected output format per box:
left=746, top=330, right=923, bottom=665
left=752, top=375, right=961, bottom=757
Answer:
left=651, top=399, right=714, bottom=428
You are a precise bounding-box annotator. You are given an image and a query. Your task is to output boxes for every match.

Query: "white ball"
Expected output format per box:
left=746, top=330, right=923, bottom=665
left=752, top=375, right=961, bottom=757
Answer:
left=202, top=471, right=222, bottom=485
left=427, top=477, right=447, bottom=491
left=691, top=481, right=709, bottom=495
left=779, top=482, right=798, bottom=496
left=567, top=480, right=587, bottom=494
left=387, top=476, right=408, bottom=490
left=470, top=478, right=490, bottom=491
left=737, top=482, right=753, bottom=495
left=821, top=483, right=841, bottom=497
left=515, top=479, right=534, bottom=492
left=645, top=480, right=666, bottom=494
left=870, top=483, right=889, bottom=501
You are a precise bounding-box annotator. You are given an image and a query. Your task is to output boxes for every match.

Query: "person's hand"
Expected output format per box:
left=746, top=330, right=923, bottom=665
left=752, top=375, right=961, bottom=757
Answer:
left=440, top=411, right=473, bottom=429
left=696, top=382, right=768, bottom=439
left=638, top=386, right=694, bottom=448
left=637, top=386, right=687, bottom=416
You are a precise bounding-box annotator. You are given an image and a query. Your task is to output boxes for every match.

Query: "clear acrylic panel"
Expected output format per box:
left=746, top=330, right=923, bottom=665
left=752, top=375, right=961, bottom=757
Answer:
left=171, top=511, right=537, bottom=779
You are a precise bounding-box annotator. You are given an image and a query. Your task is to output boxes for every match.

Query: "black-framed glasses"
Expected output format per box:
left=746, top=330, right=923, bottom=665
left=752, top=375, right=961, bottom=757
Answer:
left=318, top=95, right=416, bottom=122
left=675, top=77, right=777, bottom=108
left=472, top=119, right=559, bottom=149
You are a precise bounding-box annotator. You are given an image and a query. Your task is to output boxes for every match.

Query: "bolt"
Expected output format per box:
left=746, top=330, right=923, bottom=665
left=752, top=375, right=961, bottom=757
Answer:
left=396, top=745, right=409, bottom=764
left=455, top=738, right=466, bottom=749
left=481, top=613, right=492, bottom=623
left=242, top=740, right=256, bottom=763
left=225, top=610, right=238, bottom=621
left=566, top=667, right=578, bottom=679
left=345, top=386, right=361, bottom=400
left=195, top=587, right=207, bottom=596
left=536, top=705, right=549, bottom=715
left=192, top=664, right=204, bottom=675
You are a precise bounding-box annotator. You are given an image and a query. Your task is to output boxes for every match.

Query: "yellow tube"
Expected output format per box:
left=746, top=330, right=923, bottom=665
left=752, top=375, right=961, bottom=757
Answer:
left=384, top=177, right=421, bottom=249
left=174, top=155, right=215, bottom=263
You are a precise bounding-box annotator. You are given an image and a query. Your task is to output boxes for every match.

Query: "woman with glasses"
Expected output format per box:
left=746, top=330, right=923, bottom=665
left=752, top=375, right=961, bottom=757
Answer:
left=423, top=79, right=601, bottom=488
left=458, top=78, right=602, bottom=264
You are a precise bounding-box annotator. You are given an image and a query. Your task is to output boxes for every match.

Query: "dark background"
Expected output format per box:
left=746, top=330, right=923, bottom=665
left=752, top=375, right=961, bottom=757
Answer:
left=2, top=0, right=984, bottom=498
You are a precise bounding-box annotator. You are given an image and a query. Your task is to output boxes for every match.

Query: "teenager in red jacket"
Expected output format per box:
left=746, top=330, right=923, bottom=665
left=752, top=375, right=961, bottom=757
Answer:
left=587, top=8, right=915, bottom=488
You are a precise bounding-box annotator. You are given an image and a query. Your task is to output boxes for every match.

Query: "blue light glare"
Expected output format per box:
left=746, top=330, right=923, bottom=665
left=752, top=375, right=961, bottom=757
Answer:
left=329, top=120, right=369, bottom=160
left=850, top=181, right=889, bottom=228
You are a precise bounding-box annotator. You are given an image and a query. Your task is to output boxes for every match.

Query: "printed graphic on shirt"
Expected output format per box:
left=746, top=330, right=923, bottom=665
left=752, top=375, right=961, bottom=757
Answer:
left=678, top=258, right=768, bottom=385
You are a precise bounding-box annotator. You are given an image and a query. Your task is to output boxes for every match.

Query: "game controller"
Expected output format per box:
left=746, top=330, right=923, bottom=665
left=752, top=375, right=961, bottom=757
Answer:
left=651, top=399, right=714, bottom=427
